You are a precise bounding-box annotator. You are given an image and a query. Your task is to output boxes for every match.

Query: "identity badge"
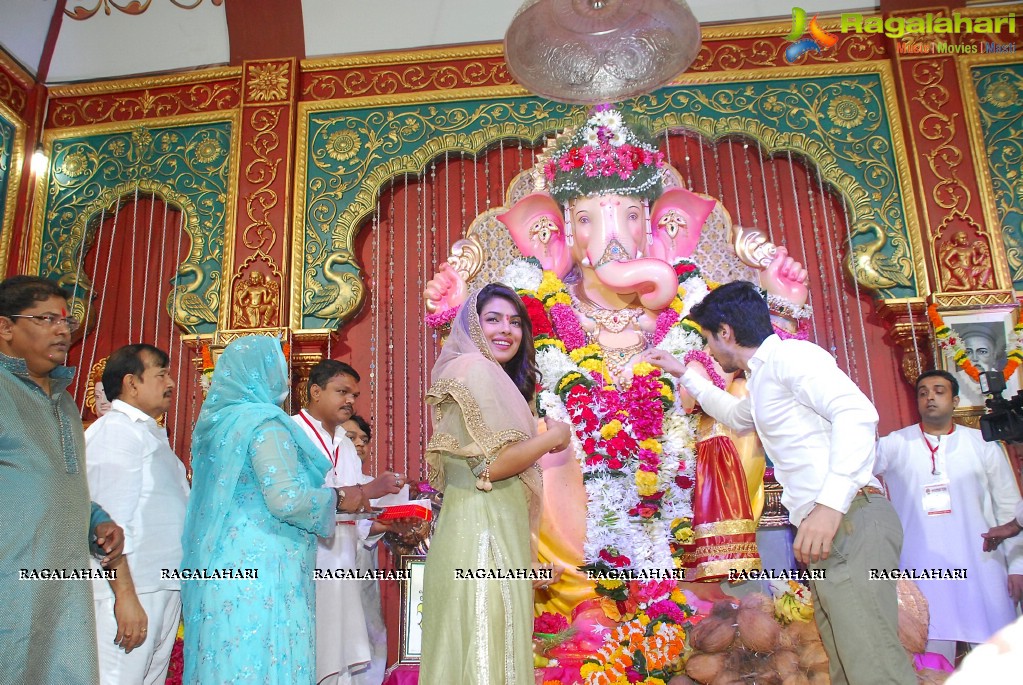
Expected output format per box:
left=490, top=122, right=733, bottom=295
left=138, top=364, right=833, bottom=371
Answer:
left=923, top=482, right=952, bottom=516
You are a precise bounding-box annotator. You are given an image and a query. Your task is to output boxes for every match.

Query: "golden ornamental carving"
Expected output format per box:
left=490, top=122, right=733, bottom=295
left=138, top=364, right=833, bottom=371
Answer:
left=302, top=61, right=508, bottom=100
left=732, top=225, right=776, bottom=269
left=931, top=291, right=1017, bottom=309
left=169, top=262, right=219, bottom=328
left=66, top=0, right=222, bottom=19
left=875, top=299, right=932, bottom=386
left=247, top=63, right=290, bottom=103
left=0, top=69, right=28, bottom=117
left=912, top=60, right=972, bottom=214
left=84, top=357, right=108, bottom=417
left=242, top=107, right=282, bottom=252
left=232, top=268, right=281, bottom=329
left=758, top=480, right=789, bottom=528
left=846, top=222, right=913, bottom=290
left=50, top=82, right=241, bottom=126
left=302, top=251, right=363, bottom=323
left=938, top=225, right=995, bottom=292
left=446, top=237, right=485, bottom=284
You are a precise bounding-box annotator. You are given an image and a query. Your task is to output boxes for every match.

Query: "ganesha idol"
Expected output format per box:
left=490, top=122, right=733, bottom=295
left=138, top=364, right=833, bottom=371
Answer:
left=424, top=106, right=811, bottom=638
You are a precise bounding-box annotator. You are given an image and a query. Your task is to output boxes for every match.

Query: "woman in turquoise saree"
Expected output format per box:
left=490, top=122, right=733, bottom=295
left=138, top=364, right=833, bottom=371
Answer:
left=420, top=284, right=572, bottom=684
left=180, top=335, right=337, bottom=684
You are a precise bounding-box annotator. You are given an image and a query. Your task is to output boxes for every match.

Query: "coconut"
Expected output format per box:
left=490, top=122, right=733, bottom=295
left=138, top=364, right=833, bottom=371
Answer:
left=897, top=579, right=929, bottom=655
left=789, top=619, right=822, bottom=645
left=711, top=670, right=744, bottom=685
left=770, top=649, right=801, bottom=677
left=916, top=667, right=951, bottom=685
left=777, top=623, right=800, bottom=650
left=740, top=591, right=775, bottom=614
left=781, top=674, right=810, bottom=685
left=737, top=605, right=781, bottom=652
left=690, top=616, right=737, bottom=653
left=798, top=642, right=830, bottom=674
left=686, top=653, right=727, bottom=683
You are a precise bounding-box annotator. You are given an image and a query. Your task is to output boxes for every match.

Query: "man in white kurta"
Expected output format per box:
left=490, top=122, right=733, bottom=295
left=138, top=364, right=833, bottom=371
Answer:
left=293, top=360, right=402, bottom=685
left=86, top=344, right=190, bottom=684
left=875, top=369, right=1023, bottom=661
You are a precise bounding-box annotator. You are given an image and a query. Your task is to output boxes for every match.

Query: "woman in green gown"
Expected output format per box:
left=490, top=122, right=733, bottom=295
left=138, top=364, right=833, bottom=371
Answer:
left=420, top=283, right=572, bottom=684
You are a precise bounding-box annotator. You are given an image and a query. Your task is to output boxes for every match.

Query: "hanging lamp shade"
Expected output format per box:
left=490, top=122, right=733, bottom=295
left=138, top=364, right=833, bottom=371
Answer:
left=504, top=0, right=701, bottom=104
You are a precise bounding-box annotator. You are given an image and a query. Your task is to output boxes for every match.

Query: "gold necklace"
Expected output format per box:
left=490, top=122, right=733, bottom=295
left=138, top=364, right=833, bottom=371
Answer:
left=571, top=288, right=644, bottom=334
left=598, top=338, right=648, bottom=383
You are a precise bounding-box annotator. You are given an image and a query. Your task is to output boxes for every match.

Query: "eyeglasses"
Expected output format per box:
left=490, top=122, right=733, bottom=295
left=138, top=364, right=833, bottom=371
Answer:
left=8, top=314, right=82, bottom=332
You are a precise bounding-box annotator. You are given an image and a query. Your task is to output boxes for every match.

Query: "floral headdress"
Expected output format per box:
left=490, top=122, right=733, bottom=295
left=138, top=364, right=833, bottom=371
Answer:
left=538, top=104, right=667, bottom=204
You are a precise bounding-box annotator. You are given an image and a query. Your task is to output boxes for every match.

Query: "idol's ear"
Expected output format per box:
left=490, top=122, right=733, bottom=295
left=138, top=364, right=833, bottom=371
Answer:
left=647, top=188, right=717, bottom=263
left=499, top=192, right=572, bottom=278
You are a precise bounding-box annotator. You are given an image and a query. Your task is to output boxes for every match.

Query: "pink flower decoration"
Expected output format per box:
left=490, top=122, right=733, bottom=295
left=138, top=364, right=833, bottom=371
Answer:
left=549, top=303, right=587, bottom=350
left=653, top=308, right=680, bottom=345
left=683, top=350, right=726, bottom=390
left=425, top=307, right=458, bottom=329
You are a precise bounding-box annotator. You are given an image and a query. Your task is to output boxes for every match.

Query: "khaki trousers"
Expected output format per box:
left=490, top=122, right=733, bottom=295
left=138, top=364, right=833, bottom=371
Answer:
left=808, top=492, right=917, bottom=685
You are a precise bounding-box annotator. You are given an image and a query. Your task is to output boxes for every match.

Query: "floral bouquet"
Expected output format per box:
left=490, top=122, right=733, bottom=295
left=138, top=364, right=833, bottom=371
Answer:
left=534, top=611, right=577, bottom=654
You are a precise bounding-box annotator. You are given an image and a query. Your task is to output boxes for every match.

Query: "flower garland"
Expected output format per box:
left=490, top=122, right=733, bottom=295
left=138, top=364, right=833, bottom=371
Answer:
left=927, top=304, right=1023, bottom=382
left=500, top=258, right=710, bottom=576
left=578, top=580, right=694, bottom=685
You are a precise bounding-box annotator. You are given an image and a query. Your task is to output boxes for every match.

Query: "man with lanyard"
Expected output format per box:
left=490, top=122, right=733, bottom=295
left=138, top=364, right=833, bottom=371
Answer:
left=875, top=369, right=1023, bottom=663
left=292, top=360, right=404, bottom=685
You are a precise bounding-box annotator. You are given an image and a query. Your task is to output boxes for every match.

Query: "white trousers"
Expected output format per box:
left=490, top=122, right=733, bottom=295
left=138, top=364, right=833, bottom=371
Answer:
left=95, top=589, right=181, bottom=685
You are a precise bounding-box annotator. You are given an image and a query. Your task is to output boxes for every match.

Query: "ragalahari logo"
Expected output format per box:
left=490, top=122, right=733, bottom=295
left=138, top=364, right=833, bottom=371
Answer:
left=785, top=7, right=839, bottom=62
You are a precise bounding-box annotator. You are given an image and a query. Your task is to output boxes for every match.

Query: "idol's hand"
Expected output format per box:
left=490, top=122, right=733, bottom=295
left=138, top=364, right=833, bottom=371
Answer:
left=761, top=246, right=809, bottom=305
left=424, top=263, right=468, bottom=313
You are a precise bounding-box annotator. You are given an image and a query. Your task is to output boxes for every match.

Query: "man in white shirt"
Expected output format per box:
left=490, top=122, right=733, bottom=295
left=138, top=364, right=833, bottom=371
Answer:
left=293, top=360, right=403, bottom=685
left=642, top=280, right=915, bottom=685
left=875, top=369, right=1023, bottom=662
left=343, top=414, right=387, bottom=685
left=86, top=344, right=190, bottom=684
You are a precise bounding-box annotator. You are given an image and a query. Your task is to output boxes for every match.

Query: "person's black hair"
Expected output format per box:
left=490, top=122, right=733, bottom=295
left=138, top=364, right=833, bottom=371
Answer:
left=0, top=276, right=70, bottom=318
left=307, top=359, right=360, bottom=400
left=102, top=343, right=170, bottom=401
left=476, top=282, right=540, bottom=403
left=348, top=413, right=372, bottom=441
left=688, top=280, right=773, bottom=347
left=915, top=369, right=959, bottom=398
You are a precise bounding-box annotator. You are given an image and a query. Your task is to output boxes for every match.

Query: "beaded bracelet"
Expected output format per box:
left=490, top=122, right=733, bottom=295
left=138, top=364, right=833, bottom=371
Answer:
left=766, top=293, right=813, bottom=320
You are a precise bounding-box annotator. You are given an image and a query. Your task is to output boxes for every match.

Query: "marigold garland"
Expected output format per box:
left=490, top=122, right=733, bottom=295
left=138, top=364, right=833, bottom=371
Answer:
left=927, top=304, right=1023, bottom=382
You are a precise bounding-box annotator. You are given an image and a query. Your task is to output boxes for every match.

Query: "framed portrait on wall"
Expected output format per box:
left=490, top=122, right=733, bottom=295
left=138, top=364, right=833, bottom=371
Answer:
left=398, top=554, right=426, bottom=663
left=937, top=308, right=1021, bottom=411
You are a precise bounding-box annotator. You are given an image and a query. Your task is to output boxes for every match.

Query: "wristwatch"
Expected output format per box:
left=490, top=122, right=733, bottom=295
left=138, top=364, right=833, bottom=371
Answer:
left=335, top=487, right=347, bottom=512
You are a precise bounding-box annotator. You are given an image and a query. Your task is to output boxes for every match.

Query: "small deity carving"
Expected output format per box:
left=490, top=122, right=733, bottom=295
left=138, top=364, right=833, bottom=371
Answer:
left=940, top=231, right=994, bottom=291
left=233, top=270, right=279, bottom=328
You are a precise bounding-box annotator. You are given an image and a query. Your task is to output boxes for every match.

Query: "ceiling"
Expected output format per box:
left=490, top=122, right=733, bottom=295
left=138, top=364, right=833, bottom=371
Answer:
left=0, top=0, right=882, bottom=85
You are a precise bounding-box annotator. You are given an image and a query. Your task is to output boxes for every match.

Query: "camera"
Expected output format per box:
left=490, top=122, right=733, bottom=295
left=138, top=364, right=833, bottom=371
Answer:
left=978, top=370, right=1023, bottom=443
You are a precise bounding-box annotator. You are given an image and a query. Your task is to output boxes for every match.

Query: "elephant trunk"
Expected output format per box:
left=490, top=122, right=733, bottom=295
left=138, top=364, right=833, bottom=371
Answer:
left=593, top=258, right=679, bottom=311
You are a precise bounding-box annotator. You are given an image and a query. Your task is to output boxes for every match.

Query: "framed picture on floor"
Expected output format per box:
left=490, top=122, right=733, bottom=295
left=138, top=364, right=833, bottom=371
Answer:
left=398, top=554, right=426, bottom=663
left=937, top=307, right=1021, bottom=412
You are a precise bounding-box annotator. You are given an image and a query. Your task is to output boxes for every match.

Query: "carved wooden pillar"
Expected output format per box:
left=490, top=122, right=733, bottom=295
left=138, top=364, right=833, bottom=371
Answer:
left=888, top=7, right=1015, bottom=300
left=876, top=299, right=933, bottom=386
left=225, top=57, right=297, bottom=334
